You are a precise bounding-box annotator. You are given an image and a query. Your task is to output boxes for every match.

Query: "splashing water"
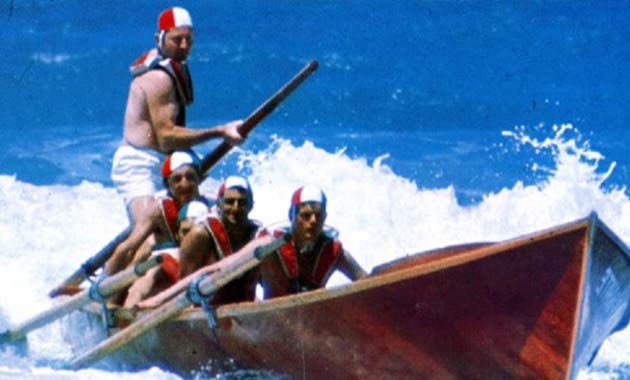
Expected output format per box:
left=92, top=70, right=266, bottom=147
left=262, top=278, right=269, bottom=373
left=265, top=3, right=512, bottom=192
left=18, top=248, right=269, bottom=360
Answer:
left=1, top=126, right=630, bottom=379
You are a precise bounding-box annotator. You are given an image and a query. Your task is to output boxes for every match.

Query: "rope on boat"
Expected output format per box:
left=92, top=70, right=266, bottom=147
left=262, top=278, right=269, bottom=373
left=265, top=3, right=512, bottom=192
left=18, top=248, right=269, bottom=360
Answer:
left=187, top=273, right=220, bottom=343
left=88, top=275, right=115, bottom=331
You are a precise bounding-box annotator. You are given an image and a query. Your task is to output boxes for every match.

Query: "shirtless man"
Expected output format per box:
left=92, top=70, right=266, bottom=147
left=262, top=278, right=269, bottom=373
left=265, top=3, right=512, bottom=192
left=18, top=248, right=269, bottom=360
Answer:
left=258, top=186, right=368, bottom=299
left=111, top=7, right=243, bottom=234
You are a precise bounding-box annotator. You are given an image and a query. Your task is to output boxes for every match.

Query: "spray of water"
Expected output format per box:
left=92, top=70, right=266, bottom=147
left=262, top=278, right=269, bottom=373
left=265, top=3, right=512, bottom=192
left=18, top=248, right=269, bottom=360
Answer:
left=1, top=125, right=629, bottom=379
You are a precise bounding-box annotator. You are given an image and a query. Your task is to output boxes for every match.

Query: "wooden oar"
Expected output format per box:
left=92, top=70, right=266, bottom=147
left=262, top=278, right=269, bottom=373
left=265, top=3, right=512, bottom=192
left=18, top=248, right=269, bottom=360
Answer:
left=137, top=236, right=273, bottom=309
left=200, top=60, right=319, bottom=173
left=69, top=234, right=286, bottom=369
left=0, top=255, right=162, bottom=343
left=48, top=226, right=132, bottom=298
left=49, top=61, right=318, bottom=298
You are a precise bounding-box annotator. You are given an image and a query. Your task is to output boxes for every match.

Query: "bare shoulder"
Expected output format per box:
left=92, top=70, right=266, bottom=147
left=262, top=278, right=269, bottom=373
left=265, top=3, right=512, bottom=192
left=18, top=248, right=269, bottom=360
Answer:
left=132, top=70, right=174, bottom=100
left=183, top=223, right=212, bottom=248
left=191, top=223, right=210, bottom=237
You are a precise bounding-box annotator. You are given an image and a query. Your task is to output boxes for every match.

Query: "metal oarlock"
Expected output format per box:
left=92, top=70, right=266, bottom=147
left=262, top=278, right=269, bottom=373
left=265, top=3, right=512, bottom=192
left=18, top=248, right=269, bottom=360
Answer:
left=88, top=276, right=114, bottom=331
left=187, top=274, right=219, bottom=342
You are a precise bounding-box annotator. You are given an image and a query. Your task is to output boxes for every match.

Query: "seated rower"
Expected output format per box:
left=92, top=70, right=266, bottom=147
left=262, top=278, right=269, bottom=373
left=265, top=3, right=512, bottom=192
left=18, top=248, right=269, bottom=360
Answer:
left=103, top=149, right=208, bottom=305
left=124, top=199, right=210, bottom=307
left=179, top=176, right=261, bottom=305
left=258, top=186, right=367, bottom=299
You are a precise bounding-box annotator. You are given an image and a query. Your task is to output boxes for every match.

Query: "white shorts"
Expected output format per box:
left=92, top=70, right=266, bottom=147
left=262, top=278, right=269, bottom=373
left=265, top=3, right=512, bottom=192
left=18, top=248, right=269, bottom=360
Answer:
left=111, top=144, right=165, bottom=205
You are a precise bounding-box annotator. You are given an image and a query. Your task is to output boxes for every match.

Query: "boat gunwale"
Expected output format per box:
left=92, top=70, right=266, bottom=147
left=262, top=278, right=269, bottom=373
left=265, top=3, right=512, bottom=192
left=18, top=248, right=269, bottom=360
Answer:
left=85, top=213, right=629, bottom=325
left=180, top=215, right=596, bottom=320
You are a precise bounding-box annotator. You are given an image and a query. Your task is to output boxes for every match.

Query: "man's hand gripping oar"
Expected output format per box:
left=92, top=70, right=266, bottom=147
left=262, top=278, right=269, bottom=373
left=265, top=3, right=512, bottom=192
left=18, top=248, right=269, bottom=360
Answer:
left=47, top=60, right=318, bottom=298
left=199, top=60, right=318, bottom=172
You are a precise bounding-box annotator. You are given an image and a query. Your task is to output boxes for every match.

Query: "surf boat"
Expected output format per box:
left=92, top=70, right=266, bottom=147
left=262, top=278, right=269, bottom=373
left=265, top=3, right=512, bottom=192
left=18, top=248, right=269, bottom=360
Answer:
left=65, top=213, right=630, bottom=380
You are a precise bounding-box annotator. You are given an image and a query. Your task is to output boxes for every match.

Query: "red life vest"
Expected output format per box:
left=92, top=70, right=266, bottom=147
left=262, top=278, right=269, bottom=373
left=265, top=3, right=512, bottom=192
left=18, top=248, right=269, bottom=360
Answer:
left=203, top=217, right=233, bottom=259
left=266, top=229, right=342, bottom=291
left=203, top=217, right=260, bottom=259
left=130, top=48, right=193, bottom=125
left=151, top=246, right=180, bottom=284
left=159, top=196, right=179, bottom=243
left=202, top=217, right=260, bottom=305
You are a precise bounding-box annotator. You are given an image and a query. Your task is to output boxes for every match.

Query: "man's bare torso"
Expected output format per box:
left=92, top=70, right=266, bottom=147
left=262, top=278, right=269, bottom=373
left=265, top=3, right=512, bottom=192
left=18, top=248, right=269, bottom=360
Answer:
left=122, top=69, right=179, bottom=152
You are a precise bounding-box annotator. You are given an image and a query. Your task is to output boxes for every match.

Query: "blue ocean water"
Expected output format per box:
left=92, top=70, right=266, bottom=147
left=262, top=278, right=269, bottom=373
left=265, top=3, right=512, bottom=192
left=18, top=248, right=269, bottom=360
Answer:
left=1, top=1, right=630, bottom=379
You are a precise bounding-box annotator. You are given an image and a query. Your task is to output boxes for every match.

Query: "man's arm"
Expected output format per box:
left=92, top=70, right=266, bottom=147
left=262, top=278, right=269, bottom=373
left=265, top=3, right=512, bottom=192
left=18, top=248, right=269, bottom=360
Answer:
left=337, top=248, right=369, bottom=281
left=103, top=204, right=161, bottom=276
left=130, top=234, right=156, bottom=265
left=142, top=70, right=244, bottom=151
left=179, top=223, right=216, bottom=277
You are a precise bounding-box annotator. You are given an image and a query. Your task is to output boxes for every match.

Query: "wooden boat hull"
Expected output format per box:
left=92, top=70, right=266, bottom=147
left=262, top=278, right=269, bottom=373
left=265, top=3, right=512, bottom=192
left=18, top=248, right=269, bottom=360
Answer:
left=68, top=213, right=630, bottom=380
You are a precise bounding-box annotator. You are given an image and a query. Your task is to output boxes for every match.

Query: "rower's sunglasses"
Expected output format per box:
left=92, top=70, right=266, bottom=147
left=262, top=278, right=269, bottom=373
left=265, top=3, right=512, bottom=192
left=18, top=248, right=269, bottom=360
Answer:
left=222, top=197, right=248, bottom=207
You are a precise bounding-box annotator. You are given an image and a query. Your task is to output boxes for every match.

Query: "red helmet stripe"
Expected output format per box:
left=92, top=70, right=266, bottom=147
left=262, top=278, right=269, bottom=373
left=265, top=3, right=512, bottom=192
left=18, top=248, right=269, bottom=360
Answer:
left=158, top=7, right=193, bottom=31
left=158, top=9, right=176, bottom=31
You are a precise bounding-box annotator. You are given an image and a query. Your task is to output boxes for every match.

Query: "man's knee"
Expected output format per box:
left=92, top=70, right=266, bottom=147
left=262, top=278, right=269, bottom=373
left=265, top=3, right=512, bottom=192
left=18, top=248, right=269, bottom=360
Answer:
left=128, top=196, right=158, bottom=222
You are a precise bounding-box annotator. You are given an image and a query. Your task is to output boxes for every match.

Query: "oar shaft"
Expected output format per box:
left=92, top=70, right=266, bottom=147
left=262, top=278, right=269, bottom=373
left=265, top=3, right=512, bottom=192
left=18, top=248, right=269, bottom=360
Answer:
left=70, top=292, right=190, bottom=368
left=200, top=60, right=319, bottom=174
left=139, top=235, right=279, bottom=308
left=2, top=293, right=87, bottom=342
left=52, top=61, right=319, bottom=296
left=48, top=226, right=132, bottom=298
left=68, top=235, right=287, bottom=368
left=2, top=256, right=162, bottom=342
left=196, top=235, right=287, bottom=296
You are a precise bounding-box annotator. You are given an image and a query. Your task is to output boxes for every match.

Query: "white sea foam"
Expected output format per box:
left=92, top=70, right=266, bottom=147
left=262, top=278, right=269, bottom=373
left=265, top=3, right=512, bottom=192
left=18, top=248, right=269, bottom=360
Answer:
left=1, top=126, right=629, bottom=378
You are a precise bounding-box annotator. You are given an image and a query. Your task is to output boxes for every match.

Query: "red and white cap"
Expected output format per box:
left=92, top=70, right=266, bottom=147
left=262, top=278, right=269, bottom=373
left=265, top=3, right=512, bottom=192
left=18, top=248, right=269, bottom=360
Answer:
left=158, top=7, right=193, bottom=31
left=291, top=186, right=326, bottom=206
left=161, top=150, right=200, bottom=179
left=217, top=176, right=254, bottom=210
left=177, top=199, right=210, bottom=224
left=289, top=186, right=327, bottom=221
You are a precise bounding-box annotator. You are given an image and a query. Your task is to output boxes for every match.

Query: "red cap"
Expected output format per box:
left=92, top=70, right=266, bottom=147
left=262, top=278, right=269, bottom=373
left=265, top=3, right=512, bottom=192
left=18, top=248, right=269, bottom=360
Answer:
left=158, top=7, right=193, bottom=31
left=161, top=150, right=200, bottom=179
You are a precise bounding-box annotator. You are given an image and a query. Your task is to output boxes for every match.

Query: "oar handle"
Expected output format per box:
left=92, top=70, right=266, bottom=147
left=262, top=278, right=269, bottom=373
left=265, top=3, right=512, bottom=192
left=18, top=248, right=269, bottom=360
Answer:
left=48, top=226, right=132, bottom=298
left=91, top=255, right=165, bottom=299
left=200, top=60, right=319, bottom=174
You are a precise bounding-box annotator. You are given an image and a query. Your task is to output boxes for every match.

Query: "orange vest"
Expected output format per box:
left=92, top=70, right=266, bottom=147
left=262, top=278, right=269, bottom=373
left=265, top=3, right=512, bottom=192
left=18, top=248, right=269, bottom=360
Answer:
left=267, top=229, right=342, bottom=292
left=203, top=217, right=260, bottom=259
left=159, top=197, right=179, bottom=242
left=203, top=216, right=260, bottom=305
left=204, top=217, right=233, bottom=259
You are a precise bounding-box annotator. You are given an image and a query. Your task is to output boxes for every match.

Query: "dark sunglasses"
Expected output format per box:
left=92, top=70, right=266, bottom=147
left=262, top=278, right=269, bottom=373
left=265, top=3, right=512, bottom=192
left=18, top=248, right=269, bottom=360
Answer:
left=222, top=197, right=248, bottom=207
left=297, top=210, right=322, bottom=221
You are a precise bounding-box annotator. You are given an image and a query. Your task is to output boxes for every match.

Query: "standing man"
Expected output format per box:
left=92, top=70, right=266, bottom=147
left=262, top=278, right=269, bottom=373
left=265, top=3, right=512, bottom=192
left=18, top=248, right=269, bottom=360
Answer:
left=179, top=176, right=261, bottom=305
left=111, top=6, right=244, bottom=233
left=258, top=186, right=368, bottom=299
